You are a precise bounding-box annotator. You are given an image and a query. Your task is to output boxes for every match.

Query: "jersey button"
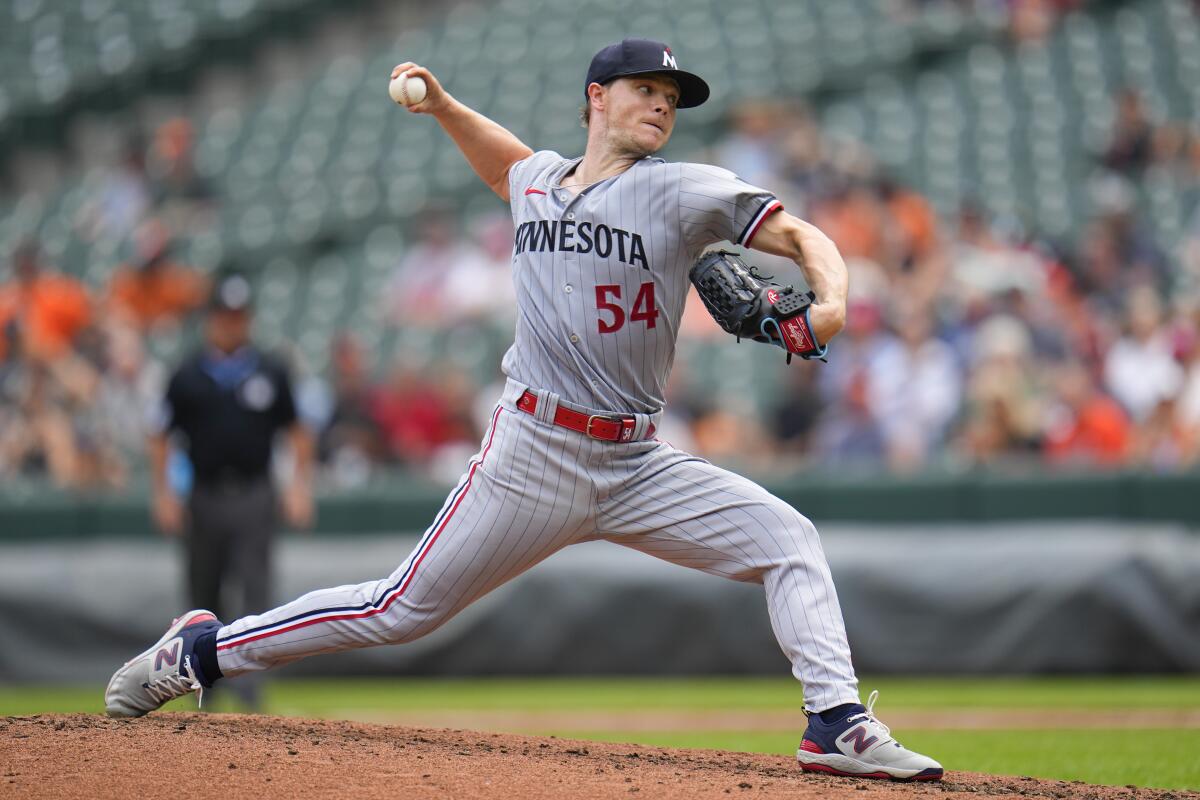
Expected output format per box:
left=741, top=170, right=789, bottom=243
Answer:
left=569, top=334, right=580, bottom=343
left=566, top=212, right=575, bottom=220
left=564, top=284, right=573, bottom=293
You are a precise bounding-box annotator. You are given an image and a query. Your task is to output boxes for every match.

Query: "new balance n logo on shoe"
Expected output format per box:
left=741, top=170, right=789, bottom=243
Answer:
left=154, top=640, right=181, bottom=671
left=840, top=725, right=879, bottom=754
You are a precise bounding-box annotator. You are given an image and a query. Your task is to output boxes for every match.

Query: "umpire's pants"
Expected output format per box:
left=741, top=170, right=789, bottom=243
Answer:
left=187, top=475, right=277, bottom=706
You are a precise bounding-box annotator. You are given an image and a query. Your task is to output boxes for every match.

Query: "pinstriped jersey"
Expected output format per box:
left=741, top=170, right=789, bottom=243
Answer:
left=502, top=150, right=782, bottom=414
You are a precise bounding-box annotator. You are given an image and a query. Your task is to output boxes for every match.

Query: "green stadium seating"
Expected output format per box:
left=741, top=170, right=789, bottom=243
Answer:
left=0, top=0, right=356, bottom=131
left=3, top=0, right=1196, bottom=412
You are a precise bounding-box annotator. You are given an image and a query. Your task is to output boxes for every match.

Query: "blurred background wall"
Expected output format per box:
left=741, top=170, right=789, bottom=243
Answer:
left=1, top=0, right=1198, bottom=680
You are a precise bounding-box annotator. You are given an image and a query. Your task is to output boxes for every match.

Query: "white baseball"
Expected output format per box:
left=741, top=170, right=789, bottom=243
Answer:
left=388, top=73, right=427, bottom=107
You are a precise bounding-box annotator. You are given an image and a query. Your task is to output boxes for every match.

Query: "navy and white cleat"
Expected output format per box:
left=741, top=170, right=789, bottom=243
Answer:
left=796, top=690, right=944, bottom=782
left=105, top=609, right=222, bottom=718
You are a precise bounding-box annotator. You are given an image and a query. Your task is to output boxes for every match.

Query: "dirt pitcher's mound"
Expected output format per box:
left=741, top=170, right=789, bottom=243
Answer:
left=2, top=714, right=1194, bottom=800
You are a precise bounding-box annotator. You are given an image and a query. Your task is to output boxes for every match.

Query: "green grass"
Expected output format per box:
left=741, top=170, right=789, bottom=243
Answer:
left=4, top=676, right=1198, bottom=790
left=6, top=675, right=1200, bottom=715
left=274, top=674, right=1200, bottom=711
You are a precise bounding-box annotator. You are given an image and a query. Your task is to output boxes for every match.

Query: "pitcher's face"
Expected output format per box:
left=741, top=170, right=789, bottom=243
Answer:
left=598, top=74, right=679, bottom=156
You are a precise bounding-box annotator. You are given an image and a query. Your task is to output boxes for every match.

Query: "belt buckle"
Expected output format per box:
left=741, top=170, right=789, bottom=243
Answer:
left=586, top=414, right=625, bottom=441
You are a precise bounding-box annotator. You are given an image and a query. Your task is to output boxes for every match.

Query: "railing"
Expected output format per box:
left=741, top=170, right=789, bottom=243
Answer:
left=1, top=468, right=1196, bottom=541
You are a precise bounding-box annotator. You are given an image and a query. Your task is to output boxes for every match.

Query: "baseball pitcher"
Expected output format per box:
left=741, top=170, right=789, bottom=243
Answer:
left=106, top=38, right=942, bottom=782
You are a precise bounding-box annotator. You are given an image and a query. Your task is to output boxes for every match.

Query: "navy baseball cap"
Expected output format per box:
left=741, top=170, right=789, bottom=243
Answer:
left=585, top=38, right=710, bottom=109
left=208, top=273, right=253, bottom=313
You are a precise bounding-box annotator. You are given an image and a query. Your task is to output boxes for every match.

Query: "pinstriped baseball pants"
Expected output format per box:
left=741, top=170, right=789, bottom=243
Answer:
left=214, top=383, right=860, bottom=712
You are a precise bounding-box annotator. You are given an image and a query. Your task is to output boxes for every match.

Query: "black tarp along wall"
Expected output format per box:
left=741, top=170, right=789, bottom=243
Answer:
left=1, top=522, right=1198, bottom=683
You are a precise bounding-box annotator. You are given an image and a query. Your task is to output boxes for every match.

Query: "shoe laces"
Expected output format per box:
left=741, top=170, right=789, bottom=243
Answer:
left=142, top=654, right=205, bottom=707
left=846, top=689, right=891, bottom=739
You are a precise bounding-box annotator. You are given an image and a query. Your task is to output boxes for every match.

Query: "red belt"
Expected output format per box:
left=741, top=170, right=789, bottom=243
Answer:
left=516, top=390, right=655, bottom=443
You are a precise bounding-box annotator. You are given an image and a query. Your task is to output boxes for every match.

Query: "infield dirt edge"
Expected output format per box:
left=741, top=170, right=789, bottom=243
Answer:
left=2, top=713, right=1195, bottom=800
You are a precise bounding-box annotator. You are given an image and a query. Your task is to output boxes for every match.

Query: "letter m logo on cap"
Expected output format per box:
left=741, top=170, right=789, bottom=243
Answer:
left=662, top=48, right=677, bottom=69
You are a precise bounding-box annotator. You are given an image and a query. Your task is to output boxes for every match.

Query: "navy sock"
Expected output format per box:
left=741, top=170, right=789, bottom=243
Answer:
left=817, top=702, right=863, bottom=726
left=193, top=630, right=223, bottom=686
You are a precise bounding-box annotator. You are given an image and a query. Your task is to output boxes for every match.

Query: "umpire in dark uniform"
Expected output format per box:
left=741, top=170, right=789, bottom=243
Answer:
left=148, top=273, right=314, bottom=709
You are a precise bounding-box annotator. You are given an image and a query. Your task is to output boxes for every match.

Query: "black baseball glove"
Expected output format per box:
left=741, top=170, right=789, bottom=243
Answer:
left=688, top=250, right=827, bottom=363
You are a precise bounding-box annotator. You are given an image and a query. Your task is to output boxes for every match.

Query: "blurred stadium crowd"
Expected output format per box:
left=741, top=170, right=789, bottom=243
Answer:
left=2, top=0, right=1200, bottom=493
left=688, top=90, right=1200, bottom=474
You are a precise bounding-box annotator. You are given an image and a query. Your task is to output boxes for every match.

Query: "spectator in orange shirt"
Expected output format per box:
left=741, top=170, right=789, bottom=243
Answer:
left=809, top=180, right=885, bottom=264
left=0, top=242, right=92, bottom=363
left=107, top=221, right=208, bottom=331
left=878, top=176, right=948, bottom=308
left=884, top=182, right=936, bottom=259
left=1043, top=360, right=1130, bottom=466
